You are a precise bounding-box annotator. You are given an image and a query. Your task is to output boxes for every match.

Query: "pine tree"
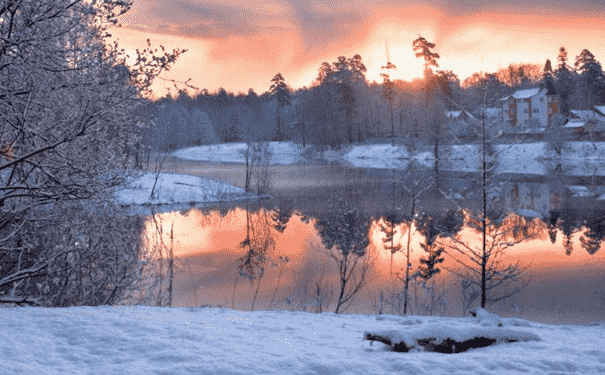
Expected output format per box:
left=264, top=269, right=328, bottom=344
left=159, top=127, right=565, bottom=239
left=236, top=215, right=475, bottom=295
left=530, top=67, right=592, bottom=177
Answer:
left=381, top=41, right=398, bottom=146
left=381, top=213, right=402, bottom=276
left=269, top=73, right=291, bottom=142
left=413, top=36, right=448, bottom=163
left=543, top=59, right=554, bottom=79
left=413, top=36, right=440, bottom=73
left=555, top=47, right=574, bottom=116
left=574, top=49, right=605, bottom=108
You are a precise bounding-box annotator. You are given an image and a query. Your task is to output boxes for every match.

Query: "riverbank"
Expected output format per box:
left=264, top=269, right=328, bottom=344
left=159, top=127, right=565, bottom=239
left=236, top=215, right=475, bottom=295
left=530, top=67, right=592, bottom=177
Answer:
left=171, top=140, right=605, bottom=175
left=115, top=140, right=605, bottom=212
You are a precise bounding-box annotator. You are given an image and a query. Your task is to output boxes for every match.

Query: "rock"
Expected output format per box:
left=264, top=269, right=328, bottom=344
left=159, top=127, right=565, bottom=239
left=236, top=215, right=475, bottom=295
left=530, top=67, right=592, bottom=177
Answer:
left=364, top=332, right=516, bottom=353
left=363, top=313, right=540, bottom=354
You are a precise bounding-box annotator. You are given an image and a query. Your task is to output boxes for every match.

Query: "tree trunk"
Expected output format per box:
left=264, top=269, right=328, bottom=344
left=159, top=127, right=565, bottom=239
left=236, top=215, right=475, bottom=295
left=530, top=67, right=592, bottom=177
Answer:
left=251, top=268, right=264, bottom=311
left=390, top=99, right=395, bottom=146
left=334, top=255, right=348, bottom=314
left=481, top=115, right=487, bottom=309
left=244, top=144, right=251, bottom=190
left=169, top=222, right=174, bottom=308
left=276, top=107, right=282, bottom=142
left=403, top=195, right=416, bottom=315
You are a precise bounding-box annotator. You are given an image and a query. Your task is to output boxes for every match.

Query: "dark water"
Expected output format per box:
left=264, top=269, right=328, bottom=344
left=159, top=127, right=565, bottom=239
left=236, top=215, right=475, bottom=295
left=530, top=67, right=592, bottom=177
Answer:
left=143, top=158, right=605, bottom=325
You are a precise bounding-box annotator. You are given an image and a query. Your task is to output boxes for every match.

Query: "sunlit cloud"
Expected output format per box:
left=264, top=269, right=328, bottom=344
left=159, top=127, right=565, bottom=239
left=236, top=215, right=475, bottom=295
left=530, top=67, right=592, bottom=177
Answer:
left=112, top=0, right=605, bottom=97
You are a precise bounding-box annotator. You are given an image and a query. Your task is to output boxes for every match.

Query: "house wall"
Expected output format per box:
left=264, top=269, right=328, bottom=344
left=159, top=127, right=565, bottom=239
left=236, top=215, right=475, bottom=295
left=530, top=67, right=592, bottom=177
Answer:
left=530, top=93, right=548, bottom=128
left=502, top=98, right=517, bottom=127
left=547, top=96, right=558, bottom=126
left=504, top=182, right=552, bottom=216
left=516, top=98, right=529, bottom=127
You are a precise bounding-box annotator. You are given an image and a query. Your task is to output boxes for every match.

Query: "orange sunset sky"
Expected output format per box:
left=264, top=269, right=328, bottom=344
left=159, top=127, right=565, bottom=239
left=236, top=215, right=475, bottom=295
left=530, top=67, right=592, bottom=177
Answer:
left=110, top=0, right=605, bottom=99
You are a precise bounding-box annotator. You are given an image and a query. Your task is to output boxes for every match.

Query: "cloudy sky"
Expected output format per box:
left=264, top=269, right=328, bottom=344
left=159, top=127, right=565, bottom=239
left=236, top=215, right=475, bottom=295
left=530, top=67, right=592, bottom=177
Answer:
left=111, top=0, right=605, bottom=98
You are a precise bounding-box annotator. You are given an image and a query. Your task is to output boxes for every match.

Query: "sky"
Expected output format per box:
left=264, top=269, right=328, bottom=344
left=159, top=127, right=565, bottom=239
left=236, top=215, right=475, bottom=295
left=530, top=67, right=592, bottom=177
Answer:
left=111, top=0, right=605, bottom=99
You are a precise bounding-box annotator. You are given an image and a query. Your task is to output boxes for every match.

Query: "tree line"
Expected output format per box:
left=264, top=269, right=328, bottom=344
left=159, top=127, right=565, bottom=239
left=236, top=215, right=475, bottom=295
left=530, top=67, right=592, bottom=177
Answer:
left=141, top=38, right=605, bottom=155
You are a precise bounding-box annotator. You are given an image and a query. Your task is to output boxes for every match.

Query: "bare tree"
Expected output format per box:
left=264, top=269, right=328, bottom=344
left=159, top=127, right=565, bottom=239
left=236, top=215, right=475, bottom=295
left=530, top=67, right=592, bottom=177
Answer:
left=314, top=188, right=374, bottom=314
left=0, top=0, right=189, bottom=306
left=251, top=142, right=273, bottom=196
left=395, top=160, right=434, bottom=315
left=235, top=206, right=276, bottom=311
left=267, top=255, right=289, bottom=310
left=544, top=113, right=571, bottom=156
left=439, top=106, right=537, bottom=309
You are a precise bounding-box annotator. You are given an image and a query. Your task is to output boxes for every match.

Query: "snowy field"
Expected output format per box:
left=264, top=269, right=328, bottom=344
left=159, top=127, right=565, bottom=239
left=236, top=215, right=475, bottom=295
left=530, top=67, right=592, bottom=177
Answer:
left=3, top=305, right=605, bottom=375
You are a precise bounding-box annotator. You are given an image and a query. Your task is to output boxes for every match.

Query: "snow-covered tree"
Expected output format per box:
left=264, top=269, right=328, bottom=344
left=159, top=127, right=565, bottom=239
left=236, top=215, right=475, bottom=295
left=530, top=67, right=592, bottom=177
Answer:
left=574, top=49, right=605, bottom=108
left=544, top=113, right=570, bottom=156
left=0, top=0, right=187, bottom=306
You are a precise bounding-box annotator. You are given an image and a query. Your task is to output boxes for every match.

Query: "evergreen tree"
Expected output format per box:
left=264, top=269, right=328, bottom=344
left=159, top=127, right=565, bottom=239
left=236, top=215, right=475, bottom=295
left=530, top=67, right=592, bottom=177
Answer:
left=574, top=49, right=605, bottom=108
left=381, top=44, right=398, bottom=146
left=269, top=73, right=291, bottom=142
left=332, top=55, right=367, bottom=144
left=314, top=55, right=367, bottom=146
left=413, top=36, right=440, bottom=73
left=555, top=47, right=574, bottom=116
left=380, top=213, right=402, bottom=276
left=413, top=35, right=447, bottom=162
left=543, top=59, right=554, bottom=79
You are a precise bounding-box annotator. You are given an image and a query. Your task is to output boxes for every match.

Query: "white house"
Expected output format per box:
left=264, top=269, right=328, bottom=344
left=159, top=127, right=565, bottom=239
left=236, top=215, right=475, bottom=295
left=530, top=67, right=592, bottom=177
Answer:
left=499, top=82, right=558, bottom=130
left=504, top=182, right=564, bottom=219
left=568, top=107, right=605, bottom=121
left=444, top=110, right=477, bottom=138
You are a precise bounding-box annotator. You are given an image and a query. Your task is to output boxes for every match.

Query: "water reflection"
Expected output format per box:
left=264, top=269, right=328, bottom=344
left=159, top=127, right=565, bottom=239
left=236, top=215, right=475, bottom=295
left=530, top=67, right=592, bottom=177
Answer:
left=142, top=164, right=605, bottom=325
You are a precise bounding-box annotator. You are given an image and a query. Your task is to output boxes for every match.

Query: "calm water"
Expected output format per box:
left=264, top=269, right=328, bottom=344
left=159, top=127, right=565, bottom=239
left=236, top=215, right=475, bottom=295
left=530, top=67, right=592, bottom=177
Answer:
left=143, top=157, right=605, bottom=325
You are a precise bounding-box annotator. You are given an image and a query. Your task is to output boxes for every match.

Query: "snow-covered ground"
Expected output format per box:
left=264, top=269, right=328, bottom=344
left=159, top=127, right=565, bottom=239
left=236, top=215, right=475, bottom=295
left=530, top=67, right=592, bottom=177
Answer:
left=173, top=142, right=306, bottom=165
left=2, top=305, right=604, bottom=375
left=343, top=141, right=605, bottom=175
left=170, top=141, right=605, bottom=175
left=114, top=171, right=257, bottom=207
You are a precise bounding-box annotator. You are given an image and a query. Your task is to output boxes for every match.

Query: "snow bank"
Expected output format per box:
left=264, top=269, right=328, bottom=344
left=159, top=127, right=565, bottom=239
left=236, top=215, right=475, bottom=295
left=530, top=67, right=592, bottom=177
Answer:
left=172, top=142, right=304, bottom=165
left=114, top=171, right=252, bottom=206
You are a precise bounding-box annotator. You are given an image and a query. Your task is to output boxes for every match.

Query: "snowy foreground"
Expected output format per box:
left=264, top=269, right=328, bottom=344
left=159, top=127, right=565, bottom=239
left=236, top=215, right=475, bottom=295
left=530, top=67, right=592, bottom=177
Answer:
left=3, top=305, right=605, bottom=375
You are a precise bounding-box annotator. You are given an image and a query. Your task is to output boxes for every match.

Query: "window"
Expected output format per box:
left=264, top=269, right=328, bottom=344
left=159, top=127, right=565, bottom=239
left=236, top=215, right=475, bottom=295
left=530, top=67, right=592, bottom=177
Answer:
left=540, top=97, right=544, bottom=102
left=533, top=108, right=539, bottom=113
left=524, top=108, right=528, bottom=114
